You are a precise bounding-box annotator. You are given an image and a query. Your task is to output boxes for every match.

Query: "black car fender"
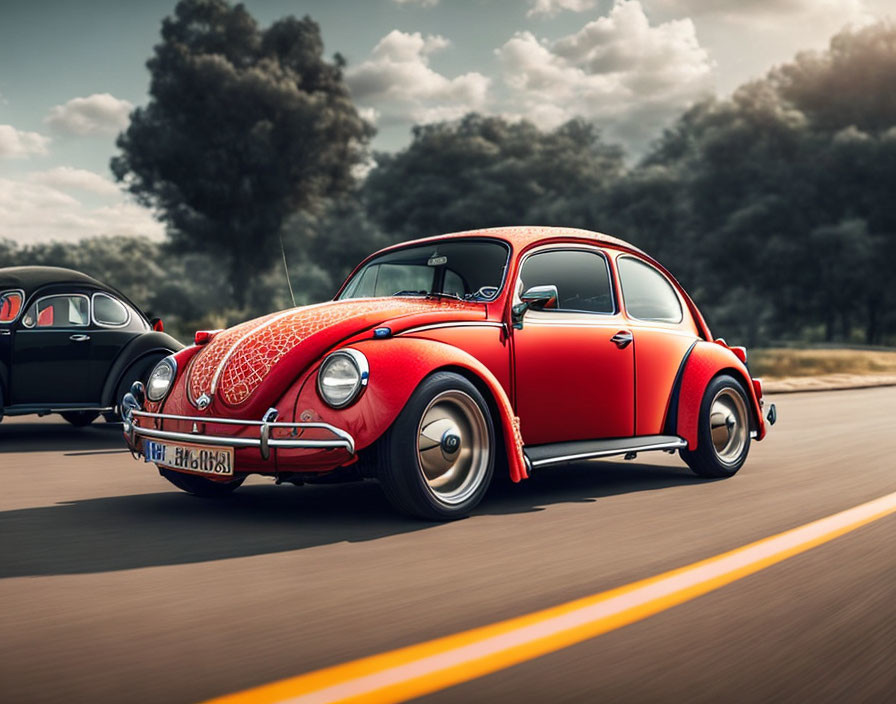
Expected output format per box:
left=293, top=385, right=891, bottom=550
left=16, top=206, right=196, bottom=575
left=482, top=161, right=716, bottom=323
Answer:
left=100, top=332, right=183, bottom=407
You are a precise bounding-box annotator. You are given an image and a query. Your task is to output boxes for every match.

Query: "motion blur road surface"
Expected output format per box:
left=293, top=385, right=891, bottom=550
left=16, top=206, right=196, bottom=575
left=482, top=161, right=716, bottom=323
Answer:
left=1, top=387, right=894, bottom=703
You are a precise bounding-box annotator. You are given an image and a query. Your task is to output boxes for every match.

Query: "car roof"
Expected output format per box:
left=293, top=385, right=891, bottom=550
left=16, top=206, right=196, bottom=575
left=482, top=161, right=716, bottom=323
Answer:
left=389, top=226, right=648, bottom=257
left=0, top=266, right=148, bottom=319
left=0, top=266, right=109, bottom=294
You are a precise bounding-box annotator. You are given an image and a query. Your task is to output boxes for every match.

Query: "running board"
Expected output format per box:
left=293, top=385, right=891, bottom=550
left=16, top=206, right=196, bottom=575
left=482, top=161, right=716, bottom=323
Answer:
left=524, top=435, right=688, bottom=469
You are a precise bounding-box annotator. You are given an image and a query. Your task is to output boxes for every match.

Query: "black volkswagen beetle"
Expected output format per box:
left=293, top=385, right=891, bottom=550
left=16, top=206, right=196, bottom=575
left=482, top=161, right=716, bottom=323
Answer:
left=0, top=266, right=182, bottom=426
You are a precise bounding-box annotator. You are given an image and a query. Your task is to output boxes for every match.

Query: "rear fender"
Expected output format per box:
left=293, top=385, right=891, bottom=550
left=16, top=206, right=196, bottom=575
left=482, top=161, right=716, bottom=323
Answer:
left=101, top=332, right=183, bottom=407
left=675, top=341, right=765, bottom=449
left=290, top=338, right=529, bottom=482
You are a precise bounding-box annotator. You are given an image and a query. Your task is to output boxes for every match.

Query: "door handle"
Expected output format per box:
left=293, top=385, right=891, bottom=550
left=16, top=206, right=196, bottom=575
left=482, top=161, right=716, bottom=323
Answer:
left=610, top=331, right=633, bottom=349
left=69, top=334, right=90, bottom=342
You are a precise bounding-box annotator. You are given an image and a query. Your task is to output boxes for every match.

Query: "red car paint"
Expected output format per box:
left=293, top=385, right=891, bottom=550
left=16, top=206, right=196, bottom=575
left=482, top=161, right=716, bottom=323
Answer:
left=141, top=226, right=768, bottom=482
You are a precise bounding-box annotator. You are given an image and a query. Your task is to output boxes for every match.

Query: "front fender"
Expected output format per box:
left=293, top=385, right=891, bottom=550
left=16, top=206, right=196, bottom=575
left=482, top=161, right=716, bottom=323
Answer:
left=290, top=338, right=529, bottom=482
left=675, top=341, right=765, bottom=450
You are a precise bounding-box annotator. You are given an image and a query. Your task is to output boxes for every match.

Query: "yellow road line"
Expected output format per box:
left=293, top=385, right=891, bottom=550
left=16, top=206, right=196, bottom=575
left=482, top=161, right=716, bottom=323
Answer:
left=205, top=490, right=896, bottom=704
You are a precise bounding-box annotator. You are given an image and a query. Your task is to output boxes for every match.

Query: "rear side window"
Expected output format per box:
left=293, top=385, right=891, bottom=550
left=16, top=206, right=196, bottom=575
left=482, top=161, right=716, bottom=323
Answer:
left=618, top=256, right=683, bottom=323
left=0, top=290, right=23, bottom=323
left=22, top=295, right=90, bottom=329
left=519, top=249, right=614, bottom=314
left=93, top=293, right=130, bottom=327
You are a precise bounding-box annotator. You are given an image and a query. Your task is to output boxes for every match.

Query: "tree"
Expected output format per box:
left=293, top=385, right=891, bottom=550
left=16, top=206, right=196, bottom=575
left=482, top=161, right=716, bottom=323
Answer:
left=111, top=0, right=373, bottom=306
left=363, top=114, right=626, bottom=239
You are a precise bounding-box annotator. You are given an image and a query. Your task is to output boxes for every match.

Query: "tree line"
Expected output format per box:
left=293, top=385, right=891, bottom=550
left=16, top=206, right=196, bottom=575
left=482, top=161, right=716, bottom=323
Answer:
left=3, top=0, right=895, bottom=346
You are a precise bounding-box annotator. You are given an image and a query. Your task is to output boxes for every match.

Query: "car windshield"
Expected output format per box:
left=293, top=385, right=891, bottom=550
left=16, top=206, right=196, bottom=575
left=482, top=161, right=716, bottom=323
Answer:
left=338, top=239, right=510, bottom=302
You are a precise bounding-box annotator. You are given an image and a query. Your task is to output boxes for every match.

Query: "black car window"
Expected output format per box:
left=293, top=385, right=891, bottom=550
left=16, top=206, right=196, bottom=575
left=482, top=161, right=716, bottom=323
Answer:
left=22, top=294, right=90, bottom=329
left=618, top=256, right=683, bottom=323
left=519, top=249, right=614, bottom=314
left=93, top=293, right=130, bottom=327
left=0, top=290, right=24, bottom=323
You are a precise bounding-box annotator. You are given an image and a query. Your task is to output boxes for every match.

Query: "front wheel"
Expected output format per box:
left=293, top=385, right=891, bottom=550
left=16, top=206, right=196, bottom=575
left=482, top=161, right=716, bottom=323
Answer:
left=160, top=468, right=245, bottom=497
left=377, top=372, right=495, bottom=520
left=680, top=374, right=752, bottom=478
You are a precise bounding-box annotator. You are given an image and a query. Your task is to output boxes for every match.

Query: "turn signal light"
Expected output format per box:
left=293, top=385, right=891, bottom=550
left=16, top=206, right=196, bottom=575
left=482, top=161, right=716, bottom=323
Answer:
left=194, top=329, right=223, bottom=345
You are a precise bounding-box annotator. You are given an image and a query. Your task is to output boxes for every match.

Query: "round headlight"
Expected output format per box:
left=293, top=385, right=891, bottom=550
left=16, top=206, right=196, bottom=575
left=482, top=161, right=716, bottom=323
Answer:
left=146, top=357, right=177, bottom=402
left=317, top=349, right=369, bottom=409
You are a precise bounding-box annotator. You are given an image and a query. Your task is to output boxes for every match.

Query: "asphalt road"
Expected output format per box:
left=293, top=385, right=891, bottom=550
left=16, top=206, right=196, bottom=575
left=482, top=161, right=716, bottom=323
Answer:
left=1, top=387, right=894, bottom=703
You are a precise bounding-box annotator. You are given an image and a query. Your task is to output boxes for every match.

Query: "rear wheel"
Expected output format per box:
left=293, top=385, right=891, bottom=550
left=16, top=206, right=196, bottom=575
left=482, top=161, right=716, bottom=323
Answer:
left=61, top=411, right=99, bottom=427
left=377, top=372, right=495, bottom=520
left=159, top=468, right=245, bottom=497
left=107, top=353, right=169, bottom=422
left=680, top=374, right=751, bottom=478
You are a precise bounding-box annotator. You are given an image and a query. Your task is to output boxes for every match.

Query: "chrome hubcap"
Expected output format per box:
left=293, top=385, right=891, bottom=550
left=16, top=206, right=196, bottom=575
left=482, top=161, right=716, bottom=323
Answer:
left=709, top=387, right=748, bottom=465
left=416, top=390, right=489, bottom=505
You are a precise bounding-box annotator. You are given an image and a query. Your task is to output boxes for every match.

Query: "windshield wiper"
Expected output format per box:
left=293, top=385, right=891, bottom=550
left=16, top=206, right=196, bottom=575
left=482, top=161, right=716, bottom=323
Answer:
left=425, top=292, right=462, bottom=301
left=391, top=290, right=429, bottom=297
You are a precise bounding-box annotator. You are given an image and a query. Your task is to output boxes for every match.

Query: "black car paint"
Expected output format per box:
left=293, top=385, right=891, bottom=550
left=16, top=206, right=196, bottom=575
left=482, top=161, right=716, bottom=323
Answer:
left=0, top=267, right=182, bottom=419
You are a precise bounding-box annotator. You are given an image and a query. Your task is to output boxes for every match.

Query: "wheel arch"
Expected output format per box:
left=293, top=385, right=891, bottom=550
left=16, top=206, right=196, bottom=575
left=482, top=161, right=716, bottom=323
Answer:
left=673, top=342, right=764, bottom=450
left=304, top=338, right=528, bottom=482
left=100, top=332, right=182, bottom=407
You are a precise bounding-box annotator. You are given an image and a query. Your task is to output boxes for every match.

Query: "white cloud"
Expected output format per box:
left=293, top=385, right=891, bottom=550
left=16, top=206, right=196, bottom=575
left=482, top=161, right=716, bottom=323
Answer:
left=44, top=93, right=133, bottom=136
left=651, top=0, right=872, bottom=24
left=497, top=1, right=713, bottom=149
left=528, top=0, right=598, bottom=18
left=347, top=30, right=490, bottom=126
left=392, top=0, right=439, bottom=6
left=0, top=124, right=50, bottom=159
left=0, top=178, right=163, bottom=244
left=28, top=167, right=121, bottom=197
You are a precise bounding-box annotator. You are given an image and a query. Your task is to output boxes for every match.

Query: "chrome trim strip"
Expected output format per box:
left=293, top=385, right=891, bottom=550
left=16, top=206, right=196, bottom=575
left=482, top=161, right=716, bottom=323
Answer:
left=126, top=409, right=355, bottom=455
left=528, top=438, right=688, bottom=468
left=398, top=321, right=505, bottom=335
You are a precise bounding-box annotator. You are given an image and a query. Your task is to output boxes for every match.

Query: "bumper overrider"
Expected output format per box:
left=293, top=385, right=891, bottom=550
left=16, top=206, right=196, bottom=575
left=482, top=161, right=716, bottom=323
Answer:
left=121, top=383, right=355, bottom=463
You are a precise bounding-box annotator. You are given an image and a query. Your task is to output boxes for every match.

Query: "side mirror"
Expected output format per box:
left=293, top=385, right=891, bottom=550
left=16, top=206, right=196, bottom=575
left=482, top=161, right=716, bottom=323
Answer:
left=150, top=317, right=165, bottom=332
left=512, top=285, right=559, bottom=329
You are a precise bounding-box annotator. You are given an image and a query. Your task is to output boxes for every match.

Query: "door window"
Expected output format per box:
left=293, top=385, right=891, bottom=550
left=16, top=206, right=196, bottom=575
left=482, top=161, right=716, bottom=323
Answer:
left=0, top=290, right=23, bottom=323
left=518, top=249, right=614, bottom=314
left=22, top=295, right=90, bottom=329
left=617, top=256, right=683, bottom=323
left=92, top=293, right=130, bottom=327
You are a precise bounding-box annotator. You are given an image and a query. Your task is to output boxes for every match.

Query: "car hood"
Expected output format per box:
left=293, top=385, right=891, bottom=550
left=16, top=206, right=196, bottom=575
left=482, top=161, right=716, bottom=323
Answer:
left=185, top=297, right=486, bottom=413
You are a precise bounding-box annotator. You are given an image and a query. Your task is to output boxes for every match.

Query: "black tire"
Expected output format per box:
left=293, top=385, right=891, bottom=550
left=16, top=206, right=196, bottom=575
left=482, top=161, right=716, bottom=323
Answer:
left=108, top=353, right=169, bottom=421
left=61, top=411, right=99, bottom=427
left=680, top=374, right=752, bottom=478
left=159, top=468, right=245, bottom=497
left=377, top=372, right=495, bottom=521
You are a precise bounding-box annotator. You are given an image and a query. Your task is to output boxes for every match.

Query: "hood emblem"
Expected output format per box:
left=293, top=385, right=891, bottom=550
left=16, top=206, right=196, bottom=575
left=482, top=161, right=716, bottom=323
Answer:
left=196, top=393, right=211, bottom=410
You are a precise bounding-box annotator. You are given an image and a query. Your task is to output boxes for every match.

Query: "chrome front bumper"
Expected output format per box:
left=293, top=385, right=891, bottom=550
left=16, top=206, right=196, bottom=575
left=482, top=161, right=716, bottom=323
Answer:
left=123, top=408, right=355, bottom=460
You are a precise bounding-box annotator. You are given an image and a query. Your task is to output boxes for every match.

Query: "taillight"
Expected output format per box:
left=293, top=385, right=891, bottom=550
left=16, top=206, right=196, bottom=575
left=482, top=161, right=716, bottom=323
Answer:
left=752, top=378, right=763, bottom=400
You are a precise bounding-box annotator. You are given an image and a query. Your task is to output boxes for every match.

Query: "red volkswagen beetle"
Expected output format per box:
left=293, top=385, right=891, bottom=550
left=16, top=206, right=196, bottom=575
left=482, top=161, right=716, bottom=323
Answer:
left=123, top=227, right=775, bottom=520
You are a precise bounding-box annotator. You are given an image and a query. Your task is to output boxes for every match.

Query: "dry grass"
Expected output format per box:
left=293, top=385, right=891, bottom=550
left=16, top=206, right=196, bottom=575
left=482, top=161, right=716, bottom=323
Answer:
left=750, top=348, right=896, bottom=379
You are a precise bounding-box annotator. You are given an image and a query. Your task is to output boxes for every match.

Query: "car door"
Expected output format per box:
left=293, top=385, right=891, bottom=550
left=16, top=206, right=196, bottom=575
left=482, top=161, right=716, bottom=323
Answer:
left=12, top=291, right=93, bottom=405
left=511, top=247, right=635, bottom=446
left=615, top=254, right=702, bottom=436
left=88, top=291, right=148, bottom=399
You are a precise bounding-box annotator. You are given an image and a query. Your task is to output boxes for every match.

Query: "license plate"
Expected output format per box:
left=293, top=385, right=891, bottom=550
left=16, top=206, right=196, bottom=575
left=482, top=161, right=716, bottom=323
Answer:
left=144, top=440, right=234, bottom=477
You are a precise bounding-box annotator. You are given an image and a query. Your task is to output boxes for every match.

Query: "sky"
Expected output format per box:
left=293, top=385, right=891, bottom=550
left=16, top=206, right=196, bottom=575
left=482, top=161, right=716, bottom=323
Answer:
left=0, top=0, right=892, bottom=245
